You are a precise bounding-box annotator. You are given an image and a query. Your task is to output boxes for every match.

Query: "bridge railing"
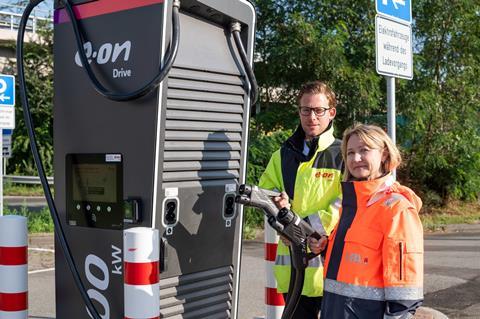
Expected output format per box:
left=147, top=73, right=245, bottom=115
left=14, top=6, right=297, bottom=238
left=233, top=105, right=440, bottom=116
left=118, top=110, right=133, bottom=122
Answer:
left=0, top=3, right=51, bottom=33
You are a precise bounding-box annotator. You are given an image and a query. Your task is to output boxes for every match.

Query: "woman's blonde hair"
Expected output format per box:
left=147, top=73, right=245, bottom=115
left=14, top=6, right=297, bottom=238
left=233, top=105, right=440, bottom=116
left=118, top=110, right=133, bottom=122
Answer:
left=341, top=124, right=401, bottom=181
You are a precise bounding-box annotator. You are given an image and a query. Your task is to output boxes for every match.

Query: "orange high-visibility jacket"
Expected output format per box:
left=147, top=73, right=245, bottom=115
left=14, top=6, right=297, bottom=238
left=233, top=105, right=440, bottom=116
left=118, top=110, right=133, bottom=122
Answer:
left=322, top=175, right=423, bottom=319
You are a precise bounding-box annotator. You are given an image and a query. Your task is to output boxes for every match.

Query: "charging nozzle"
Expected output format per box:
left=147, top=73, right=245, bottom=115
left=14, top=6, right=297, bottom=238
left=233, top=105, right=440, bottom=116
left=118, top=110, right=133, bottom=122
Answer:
left=238, top=184, right=251, bottom=195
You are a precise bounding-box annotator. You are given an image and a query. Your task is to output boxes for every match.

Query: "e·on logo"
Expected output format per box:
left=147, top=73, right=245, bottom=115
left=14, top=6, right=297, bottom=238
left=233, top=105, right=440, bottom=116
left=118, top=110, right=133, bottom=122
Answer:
left=315, top=172, right=334, bottom=180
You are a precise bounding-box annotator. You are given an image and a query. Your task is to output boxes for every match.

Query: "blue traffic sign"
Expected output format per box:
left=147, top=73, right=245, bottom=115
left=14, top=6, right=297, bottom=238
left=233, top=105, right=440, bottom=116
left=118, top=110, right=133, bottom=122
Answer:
left=0, top=74, right=15, bottom=106
left=376, top=0, right=412, bottom=24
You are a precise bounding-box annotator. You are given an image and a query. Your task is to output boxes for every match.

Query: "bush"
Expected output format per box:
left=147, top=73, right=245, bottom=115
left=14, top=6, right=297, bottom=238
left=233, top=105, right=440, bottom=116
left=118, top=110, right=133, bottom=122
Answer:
left=5, top=22, right=53, bottom=176
left=243, top=123, right=293, bottom=237
left=5, top=206, right=54, bottom=233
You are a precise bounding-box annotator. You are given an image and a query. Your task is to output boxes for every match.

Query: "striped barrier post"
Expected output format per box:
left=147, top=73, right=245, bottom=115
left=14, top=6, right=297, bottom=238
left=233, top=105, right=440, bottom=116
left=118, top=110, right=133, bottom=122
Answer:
left=0, top=215, right=28, bottom=319
left=124, top=227, right=160, bottom=319
left=264, top=217, right=284, bottom=319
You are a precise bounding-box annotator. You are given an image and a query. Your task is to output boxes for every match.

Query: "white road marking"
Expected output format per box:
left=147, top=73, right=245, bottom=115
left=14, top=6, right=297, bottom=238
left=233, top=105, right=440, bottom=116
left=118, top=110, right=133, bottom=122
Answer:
left=28, top=268, right=55, bottom=275
left=29, top=247, right=54, bottom=253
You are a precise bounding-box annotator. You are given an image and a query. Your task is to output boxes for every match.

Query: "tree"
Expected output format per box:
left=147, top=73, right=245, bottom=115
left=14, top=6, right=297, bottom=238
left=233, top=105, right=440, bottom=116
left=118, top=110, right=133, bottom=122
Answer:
left=398, top=0, right=480, bottom=202
left=252, top=0, right=480, bottom=202
left=4, top=23, right=53, bottom=175
left=254, top=0, right=384, bottom=134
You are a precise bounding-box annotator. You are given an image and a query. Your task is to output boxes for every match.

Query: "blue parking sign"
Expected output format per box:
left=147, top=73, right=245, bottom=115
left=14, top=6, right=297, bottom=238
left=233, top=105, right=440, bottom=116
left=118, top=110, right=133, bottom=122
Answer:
left=376, top=0, right=412, bottom=24
left=0, top=74, right=15, bottom=106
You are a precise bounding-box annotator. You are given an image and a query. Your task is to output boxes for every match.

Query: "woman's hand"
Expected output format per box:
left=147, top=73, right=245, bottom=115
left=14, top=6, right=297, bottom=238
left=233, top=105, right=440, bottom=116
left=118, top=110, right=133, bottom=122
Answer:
left=308, top=235, right=328, bottom=255
left=273, top=191, right=290, bottom=210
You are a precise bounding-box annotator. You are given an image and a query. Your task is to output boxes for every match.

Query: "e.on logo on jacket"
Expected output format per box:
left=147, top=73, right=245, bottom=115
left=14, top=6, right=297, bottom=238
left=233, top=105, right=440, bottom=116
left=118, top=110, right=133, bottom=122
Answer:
left=315, top=171, right=334, bottom=180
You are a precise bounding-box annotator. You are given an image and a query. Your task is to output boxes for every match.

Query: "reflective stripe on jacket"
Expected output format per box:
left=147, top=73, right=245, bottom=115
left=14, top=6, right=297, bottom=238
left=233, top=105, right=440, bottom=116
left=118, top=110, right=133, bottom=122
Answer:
left=259, top=124, right=343, bottom=297
left=322, top=174, right=424, bottom=318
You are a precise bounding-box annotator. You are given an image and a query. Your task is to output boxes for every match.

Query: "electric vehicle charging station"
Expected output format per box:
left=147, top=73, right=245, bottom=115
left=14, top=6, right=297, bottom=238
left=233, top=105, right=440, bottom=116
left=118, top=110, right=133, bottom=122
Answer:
left=18, top=0, right=255, bottom=318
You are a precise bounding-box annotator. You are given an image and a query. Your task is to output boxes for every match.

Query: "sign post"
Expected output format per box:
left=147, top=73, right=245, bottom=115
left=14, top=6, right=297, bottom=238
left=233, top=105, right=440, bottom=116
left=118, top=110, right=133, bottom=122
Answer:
left=375, top=0, right=413, bottom=178
left=0, top=74, right=15, bottom=215
left=3, top=129, right=12, bottom=158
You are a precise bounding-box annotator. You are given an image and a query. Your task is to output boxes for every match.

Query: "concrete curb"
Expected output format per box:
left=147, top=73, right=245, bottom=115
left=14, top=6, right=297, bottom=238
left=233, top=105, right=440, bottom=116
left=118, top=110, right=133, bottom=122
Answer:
left=441, top=222, right=480, bottom=233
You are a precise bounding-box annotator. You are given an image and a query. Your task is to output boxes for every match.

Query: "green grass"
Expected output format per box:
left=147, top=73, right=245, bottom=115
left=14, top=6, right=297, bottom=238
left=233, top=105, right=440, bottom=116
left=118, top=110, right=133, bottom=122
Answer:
left=3, top=182, right=48, bottom=196
left=421, top=213, right=480, bottom=232
left=4, top=206, right=54, bottom=233
left=243, top=207, right=264, bottom=240
left=420, top=200, right=480, bottom=232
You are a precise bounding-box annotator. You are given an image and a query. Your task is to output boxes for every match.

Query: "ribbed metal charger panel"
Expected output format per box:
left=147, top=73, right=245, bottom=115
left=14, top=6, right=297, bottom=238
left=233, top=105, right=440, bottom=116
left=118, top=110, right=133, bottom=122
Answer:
left=159, top=265, right=234, bottom=318
left=160, top=65, right=245, bottom=318
left=163, top=65, right=245, bottom=187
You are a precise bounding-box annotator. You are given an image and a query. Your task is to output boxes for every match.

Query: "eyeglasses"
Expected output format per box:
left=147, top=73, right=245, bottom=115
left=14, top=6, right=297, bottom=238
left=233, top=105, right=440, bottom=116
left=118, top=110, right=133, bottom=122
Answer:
left=298, top=106, right=331, bottom=117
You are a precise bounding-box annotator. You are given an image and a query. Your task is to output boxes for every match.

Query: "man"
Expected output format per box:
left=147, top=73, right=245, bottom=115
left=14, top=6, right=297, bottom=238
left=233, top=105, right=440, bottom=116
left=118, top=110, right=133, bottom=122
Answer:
left=259, top=81, right=343, bottom=318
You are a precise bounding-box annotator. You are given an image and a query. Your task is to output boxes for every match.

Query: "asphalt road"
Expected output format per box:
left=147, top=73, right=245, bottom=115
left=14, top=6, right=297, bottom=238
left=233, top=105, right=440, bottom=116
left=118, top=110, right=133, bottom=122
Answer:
left=26, top=229, right=480, bottom=319
left=422, top=231, right=480, bottom=318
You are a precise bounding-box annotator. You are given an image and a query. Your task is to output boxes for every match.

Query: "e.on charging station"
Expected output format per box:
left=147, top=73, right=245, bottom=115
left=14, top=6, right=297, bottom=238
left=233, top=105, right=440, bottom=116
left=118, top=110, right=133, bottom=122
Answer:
left=18, top=0, right=255, bottom=318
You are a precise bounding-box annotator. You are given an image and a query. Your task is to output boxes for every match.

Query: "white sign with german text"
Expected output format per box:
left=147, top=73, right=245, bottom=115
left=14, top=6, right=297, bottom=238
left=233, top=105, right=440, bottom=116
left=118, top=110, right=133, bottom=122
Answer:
left=375, top=15, right=413, bottom=79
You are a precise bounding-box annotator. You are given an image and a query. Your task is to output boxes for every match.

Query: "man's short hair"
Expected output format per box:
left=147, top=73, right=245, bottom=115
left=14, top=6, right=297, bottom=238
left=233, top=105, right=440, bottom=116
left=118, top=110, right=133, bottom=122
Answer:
left=297, top=81, right=337, bottom=109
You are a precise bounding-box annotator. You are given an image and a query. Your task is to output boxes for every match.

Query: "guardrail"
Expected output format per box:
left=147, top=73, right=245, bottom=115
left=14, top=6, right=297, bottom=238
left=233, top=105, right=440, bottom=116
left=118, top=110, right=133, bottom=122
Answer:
left=4, top=175, right=53, bottom=185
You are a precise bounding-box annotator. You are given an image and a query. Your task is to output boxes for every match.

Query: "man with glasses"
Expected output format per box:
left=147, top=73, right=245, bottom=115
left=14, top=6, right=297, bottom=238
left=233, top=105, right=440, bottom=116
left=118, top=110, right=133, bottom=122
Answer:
left=259, top=81, right=343, bottom=318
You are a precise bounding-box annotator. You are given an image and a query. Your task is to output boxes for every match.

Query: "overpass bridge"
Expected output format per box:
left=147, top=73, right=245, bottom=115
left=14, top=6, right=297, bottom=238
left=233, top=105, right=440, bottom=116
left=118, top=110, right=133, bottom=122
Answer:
left=0, top=2, right=51, bottom=67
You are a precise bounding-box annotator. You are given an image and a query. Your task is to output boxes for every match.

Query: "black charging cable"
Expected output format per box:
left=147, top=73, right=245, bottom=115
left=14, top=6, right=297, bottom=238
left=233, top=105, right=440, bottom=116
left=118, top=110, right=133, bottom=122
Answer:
left=17, top=0, right=180, bottom=317
left=17, top=1, right=103, bottom=318
left=64, top=0, right=180, bottom=101
left=231, top=21, right=259, bottom=106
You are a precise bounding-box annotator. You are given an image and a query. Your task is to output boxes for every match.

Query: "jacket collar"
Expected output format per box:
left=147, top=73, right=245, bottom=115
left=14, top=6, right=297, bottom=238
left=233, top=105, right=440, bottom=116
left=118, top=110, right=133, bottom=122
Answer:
left=343, top=174, right=396, bottom=207
left=286, top=121, right=335, bottom=158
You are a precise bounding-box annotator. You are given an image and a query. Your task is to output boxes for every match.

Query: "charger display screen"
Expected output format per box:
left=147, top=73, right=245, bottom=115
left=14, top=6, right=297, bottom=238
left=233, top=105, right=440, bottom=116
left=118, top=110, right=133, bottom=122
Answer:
left=66, top=154, right=123, bottom=229
left=72, top=164, right=117, bottom=203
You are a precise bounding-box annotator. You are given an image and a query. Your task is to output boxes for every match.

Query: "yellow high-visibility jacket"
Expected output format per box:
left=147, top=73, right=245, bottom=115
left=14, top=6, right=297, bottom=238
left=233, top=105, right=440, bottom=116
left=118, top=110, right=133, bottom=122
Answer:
left=259, top=124, right=343, bottom=297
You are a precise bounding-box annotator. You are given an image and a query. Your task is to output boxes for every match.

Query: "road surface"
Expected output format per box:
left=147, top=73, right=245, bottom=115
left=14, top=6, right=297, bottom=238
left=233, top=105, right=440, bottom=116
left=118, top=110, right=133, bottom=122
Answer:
left=26, top=229, right=480, bottom=318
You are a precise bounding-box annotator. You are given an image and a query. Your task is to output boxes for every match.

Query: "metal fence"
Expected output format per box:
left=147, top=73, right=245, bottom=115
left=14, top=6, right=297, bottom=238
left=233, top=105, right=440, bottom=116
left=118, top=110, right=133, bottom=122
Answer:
left=4, top=175, right=53, bottom=185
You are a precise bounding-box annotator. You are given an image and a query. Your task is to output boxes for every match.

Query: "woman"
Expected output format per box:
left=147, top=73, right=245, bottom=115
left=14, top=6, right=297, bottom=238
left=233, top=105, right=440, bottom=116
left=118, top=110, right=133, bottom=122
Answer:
left=320, top=124, right=424, bottom=318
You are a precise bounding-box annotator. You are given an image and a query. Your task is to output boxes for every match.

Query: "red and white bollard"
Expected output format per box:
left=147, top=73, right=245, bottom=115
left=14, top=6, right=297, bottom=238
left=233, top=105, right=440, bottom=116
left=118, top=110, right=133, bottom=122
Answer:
left=264, top=217, right=284, bottom=319
left=0, top=215, right=28, bottom=319
left=124, top=227, right=160, bottom=319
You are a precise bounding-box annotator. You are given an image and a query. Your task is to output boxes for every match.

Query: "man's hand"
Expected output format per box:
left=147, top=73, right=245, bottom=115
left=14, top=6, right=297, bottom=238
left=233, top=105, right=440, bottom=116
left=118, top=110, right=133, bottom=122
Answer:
left=273, top=191, right=290, bottom=210
left=308, top=235, right=328, bottom=255
left=273, top=192, right=291, bottom=245
left=279, top=235, right=291, bottom=246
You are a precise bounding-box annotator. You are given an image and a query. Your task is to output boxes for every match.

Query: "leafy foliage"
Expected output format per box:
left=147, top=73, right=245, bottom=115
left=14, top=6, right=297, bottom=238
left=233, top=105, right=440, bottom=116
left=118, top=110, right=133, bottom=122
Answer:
left=252, top=0, right=480, bottom=203
left=398, top=0, right=480, bottom=202
left=246, top=120, right=292, bottom=185
left=6, top=206, right=54, bottom=233
left=254, top=0, right=384, bottom=134
left=243, top=122, right=293, bottom=236
left=4, top=23, right=53, bottom=176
